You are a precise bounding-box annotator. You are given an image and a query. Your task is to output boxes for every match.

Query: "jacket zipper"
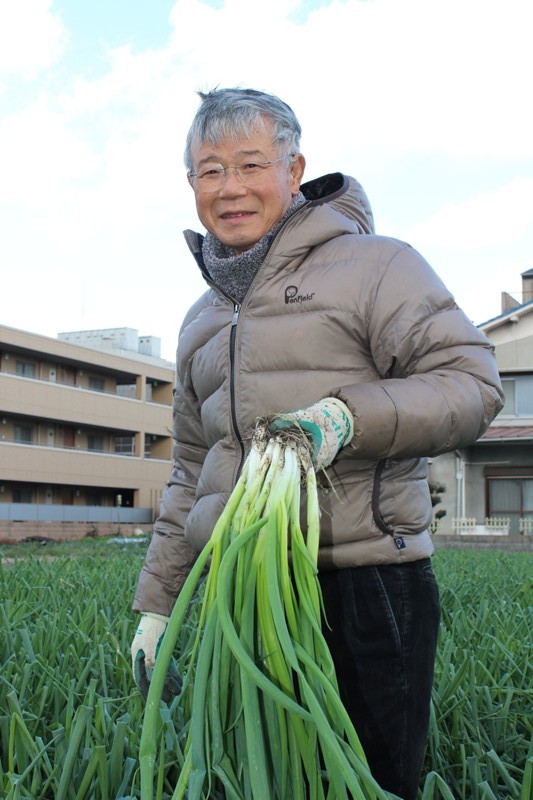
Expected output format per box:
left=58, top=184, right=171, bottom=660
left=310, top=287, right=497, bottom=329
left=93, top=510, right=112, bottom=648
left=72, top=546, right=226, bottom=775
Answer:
left=190, top=241, right=247, bottom=480
left=230, top=303, right=246, bottom=478
left=372, top=459, right=406, bottom=550
left=190, top=209, right=310, bottom=484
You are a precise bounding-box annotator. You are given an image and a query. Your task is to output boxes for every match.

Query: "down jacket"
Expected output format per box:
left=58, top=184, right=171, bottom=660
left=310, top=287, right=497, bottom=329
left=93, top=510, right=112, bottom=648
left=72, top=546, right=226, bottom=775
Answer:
left=133, top=173, right=504, bottom=615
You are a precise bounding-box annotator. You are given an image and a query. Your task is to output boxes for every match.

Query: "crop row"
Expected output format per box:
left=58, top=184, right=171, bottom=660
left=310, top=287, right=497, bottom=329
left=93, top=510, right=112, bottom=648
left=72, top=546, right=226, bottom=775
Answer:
left=0, top=541, right=531, bottom=799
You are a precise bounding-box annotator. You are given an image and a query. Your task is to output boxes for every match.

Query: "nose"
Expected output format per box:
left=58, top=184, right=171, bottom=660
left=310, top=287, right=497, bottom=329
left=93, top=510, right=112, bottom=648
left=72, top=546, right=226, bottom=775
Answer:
left=218, top=167, right=247, bottom=196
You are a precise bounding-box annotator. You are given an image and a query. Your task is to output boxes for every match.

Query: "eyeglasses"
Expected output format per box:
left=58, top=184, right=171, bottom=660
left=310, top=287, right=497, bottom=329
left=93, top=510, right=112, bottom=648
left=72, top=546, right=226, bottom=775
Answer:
left=188, top=154, right=296, bottom=193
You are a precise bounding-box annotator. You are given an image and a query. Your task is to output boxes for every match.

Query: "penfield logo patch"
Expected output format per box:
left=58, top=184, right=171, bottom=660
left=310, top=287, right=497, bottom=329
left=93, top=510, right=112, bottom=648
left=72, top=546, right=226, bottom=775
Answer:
left=285, top=285, right=315, bottom=304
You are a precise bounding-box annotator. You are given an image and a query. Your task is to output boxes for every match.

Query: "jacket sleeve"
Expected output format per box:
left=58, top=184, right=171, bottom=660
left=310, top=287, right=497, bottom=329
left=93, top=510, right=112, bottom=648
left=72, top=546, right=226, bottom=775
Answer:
left=332, top=242, right=504, bottom=460
left=132, top=366, right=208, bottom=616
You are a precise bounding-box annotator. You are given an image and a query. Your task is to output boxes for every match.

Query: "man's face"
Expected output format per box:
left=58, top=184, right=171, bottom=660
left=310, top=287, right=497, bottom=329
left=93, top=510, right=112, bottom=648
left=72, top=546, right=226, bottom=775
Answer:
left=188, top=121, right=305, bottom=253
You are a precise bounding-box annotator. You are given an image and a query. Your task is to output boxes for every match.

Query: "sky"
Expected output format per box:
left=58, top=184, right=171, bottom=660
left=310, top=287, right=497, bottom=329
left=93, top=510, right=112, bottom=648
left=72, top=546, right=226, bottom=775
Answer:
left=0, top=0, right=532, bottom=363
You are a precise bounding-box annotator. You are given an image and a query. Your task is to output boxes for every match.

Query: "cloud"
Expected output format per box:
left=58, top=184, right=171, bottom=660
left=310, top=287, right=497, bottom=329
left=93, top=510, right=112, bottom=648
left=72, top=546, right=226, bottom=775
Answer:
left=403, top=178, right=533, bottom=250
left=0, top=0, right=67, bottom=78
left=0, top=0, right=532, bottom=359
left=310, top=0, right=532, bottom=161
left=166, top=0, right=533, bottom=162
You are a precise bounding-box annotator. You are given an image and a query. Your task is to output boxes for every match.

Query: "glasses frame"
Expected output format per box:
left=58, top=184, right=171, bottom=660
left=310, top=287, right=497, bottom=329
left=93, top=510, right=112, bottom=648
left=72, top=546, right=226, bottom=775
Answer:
left=188, top=153, right=296, bottom=193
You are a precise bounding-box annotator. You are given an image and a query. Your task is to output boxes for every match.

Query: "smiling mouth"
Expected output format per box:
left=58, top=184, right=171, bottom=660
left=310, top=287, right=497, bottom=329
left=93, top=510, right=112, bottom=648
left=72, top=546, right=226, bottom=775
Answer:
left=220, top=211, right=254, bottom=219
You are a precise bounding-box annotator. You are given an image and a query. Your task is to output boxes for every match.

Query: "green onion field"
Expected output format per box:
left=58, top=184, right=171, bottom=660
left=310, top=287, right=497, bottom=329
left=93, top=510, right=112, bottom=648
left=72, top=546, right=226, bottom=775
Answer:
left=1, top=539, right=531, bottom=799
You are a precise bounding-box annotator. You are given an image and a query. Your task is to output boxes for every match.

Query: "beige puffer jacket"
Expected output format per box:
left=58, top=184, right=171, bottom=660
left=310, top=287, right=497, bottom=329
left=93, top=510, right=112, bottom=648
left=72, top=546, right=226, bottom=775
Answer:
left=133, top=173, right=504, bottom=615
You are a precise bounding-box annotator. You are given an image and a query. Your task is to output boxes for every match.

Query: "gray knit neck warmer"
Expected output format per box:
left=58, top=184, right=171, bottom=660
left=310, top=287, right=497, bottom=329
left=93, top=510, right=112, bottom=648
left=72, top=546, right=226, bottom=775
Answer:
left=202, top=191, right=307, bottom=303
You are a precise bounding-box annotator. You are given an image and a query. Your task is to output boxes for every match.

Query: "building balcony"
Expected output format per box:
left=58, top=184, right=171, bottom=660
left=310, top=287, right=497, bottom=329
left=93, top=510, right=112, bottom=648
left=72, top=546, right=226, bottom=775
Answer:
left=1, top=373, right=171, bottom=434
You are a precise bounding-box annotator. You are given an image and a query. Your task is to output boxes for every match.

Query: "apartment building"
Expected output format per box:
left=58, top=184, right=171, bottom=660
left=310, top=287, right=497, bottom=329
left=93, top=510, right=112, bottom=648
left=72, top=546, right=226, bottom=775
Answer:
left=0, top=325, right=175, bottom=537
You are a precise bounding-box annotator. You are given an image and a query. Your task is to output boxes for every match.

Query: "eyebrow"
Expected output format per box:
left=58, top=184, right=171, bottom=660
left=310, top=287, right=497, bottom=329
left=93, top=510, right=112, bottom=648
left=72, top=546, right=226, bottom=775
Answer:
left=196, top=148, right=267, bottom=167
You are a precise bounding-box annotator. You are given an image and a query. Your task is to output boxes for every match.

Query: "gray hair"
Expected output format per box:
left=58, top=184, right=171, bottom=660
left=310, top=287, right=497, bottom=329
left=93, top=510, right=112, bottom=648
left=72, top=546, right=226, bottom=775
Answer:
left=184, top=87, right=302, bottom=172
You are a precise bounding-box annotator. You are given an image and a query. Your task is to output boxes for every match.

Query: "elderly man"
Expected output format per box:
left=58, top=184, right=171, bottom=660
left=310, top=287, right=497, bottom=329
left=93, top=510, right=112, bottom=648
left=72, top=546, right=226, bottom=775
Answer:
left=131, top=87, right=503, bottom=799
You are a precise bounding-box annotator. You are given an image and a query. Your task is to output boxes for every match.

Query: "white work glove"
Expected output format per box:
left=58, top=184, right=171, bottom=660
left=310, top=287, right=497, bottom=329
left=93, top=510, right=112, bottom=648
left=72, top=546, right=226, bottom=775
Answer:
left=268, top=397, right=354, bottom=470
left=131, top=612, right=182, bottom=702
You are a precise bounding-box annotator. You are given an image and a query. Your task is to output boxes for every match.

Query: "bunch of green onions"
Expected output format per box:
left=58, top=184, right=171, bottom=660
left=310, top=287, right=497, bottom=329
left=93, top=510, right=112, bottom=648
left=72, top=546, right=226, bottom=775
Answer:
left=139, top=424, right=391, bottom=800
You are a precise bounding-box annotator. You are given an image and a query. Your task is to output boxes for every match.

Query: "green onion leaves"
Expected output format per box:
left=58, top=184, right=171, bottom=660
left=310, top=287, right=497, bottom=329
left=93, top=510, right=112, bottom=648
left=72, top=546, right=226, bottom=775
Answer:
left=140, top=433, right=389, bottom=799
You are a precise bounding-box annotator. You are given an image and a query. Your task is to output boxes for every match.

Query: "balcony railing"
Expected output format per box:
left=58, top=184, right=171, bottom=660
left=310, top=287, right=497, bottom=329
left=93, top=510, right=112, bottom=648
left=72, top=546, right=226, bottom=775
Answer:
left=2, top=438, right=134, bottom=455
left=0, top=438, right=162, bottom=458
left=0, top=503, right=153, bottom=523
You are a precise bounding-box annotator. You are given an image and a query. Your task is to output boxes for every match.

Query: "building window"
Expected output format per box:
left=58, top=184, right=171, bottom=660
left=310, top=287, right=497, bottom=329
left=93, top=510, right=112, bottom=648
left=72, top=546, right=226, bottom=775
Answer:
left=115, top=435, right=135, bottom=455
left=63, top=426, right=75, bottom=448
left=116, top=383, right=137, bottom=398
left=87, top=434, right=104, bottom=452
left=61, top=366, right=77, bottom=386
left=86, top=491, right=102, bottom=506
left=144, top=436, right=152, bottom=458
left=13, top=487, right=33, bottom=503
left=516, top=377, right=533, bottom=415
left=14, top=424, right=33, bottom=444
left=89, top=376, right=105, bottom=392
left=16, top=360, right=36, bottom=378
left=500, top=379, right=516, bottom=415
left=487, top=476, right=533, bottom=535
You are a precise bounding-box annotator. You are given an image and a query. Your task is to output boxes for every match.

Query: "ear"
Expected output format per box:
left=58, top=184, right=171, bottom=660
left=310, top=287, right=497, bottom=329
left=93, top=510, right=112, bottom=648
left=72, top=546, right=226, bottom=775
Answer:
left=289, top=153, right=306, bottom=194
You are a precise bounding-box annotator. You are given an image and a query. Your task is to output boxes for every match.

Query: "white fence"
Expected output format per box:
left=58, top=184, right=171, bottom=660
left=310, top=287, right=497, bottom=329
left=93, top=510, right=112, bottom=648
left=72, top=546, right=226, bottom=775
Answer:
left=519, top=518, right=533, bottom=535
left=430, top=516, right=533, bottom=535
left=452, top=517, right=511, bottom=535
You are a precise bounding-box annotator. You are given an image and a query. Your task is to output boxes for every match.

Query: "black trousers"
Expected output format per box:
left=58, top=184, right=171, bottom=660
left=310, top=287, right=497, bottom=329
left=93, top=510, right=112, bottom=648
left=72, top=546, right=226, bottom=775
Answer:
left=319, top=558, right=441, bottom=800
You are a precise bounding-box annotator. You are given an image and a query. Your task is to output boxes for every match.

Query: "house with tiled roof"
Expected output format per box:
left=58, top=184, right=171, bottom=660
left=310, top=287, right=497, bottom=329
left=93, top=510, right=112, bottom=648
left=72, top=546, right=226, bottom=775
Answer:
left=429, top=269, right=533, bottom=538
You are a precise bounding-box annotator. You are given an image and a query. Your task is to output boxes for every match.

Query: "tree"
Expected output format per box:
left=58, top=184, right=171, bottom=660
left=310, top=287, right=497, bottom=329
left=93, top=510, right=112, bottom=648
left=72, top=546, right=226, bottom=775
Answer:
left=429, top=480, right=446, bottom=520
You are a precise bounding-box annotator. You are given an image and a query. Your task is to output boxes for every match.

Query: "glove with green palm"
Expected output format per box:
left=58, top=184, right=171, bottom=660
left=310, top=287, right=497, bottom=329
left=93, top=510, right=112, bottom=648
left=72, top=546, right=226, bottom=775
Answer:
left=268, top=397, right=354, bottom=470
left=131, top=612, right=182, bottom=702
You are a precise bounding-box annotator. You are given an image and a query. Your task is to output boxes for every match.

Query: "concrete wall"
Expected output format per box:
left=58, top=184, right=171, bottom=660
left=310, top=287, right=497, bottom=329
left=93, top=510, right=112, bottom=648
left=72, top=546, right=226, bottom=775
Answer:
left=0, top=520, right=153, bottom=543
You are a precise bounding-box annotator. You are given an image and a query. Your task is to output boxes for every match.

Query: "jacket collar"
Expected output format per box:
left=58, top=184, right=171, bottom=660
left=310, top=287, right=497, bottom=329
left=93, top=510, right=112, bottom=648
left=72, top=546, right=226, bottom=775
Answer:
left=301, top=173, right=375, bottom=234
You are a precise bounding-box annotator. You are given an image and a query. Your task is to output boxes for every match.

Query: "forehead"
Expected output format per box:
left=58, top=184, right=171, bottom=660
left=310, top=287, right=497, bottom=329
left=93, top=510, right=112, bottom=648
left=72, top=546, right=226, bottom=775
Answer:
left=190, top=121, right=277, bottom=166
